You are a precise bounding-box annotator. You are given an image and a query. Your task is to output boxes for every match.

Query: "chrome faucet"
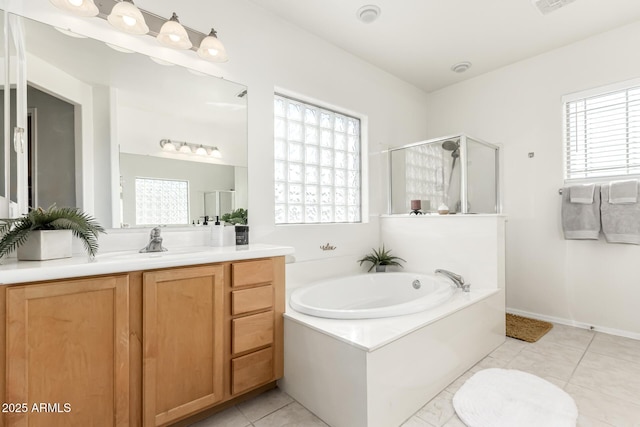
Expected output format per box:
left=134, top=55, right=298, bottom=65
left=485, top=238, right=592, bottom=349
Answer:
left=435, top=269, right=470, bottom=292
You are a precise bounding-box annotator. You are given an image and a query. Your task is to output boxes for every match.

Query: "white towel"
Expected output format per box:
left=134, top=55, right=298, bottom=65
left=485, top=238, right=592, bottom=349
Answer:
left=569, top=184, right=596, bottom=204
left=601, top=184, right=640, bottom=244
left=609, top=179, right=638, bottom=204
left=561, top=185, right=600, bottom=240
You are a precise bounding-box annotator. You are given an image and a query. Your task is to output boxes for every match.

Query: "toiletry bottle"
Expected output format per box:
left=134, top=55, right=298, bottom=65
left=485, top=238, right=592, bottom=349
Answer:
left=210, top=216, right=224, bottom=247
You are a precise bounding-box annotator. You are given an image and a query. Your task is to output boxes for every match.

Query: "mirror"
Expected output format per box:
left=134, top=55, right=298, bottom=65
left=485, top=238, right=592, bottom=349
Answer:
left=11, top=13, right=247, bottom=227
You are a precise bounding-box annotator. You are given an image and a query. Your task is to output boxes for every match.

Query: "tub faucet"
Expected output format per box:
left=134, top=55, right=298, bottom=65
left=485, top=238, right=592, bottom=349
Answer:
left=435, top=269, right=470, bottom=292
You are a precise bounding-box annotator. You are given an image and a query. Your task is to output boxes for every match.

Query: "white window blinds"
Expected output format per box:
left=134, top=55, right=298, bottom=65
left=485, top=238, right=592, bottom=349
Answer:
left=564, top=84, right=640, bottom=180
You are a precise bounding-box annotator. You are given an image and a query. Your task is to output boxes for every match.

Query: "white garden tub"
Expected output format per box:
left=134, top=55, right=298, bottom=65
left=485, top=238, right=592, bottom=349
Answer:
left=290, top=272, right=455, bottom=319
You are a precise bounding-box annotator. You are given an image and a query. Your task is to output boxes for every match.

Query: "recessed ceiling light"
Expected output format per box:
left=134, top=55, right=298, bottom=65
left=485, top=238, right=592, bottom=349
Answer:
left=356, top=5, right=381, bottom=24
left=451, top=61, right=472, bottom=73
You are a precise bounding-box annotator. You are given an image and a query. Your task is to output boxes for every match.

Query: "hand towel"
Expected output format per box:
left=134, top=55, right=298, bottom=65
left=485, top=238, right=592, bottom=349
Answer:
left=601, top=184, right=640, bottom=244
left=569, top=183, right=596, bottom=204
left=609, top=179, right=638, bottom=204
left=561, top=185, right=600, bottom=240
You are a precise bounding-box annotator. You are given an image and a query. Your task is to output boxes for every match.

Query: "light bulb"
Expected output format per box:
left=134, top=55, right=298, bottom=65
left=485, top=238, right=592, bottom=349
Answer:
left=69, top=0, right=83, bottom=6
left=122, top=15, right=137, bottom=27
left=169, top=34, right=180, bottom=42
left=50, top=0, right=99, bottom=17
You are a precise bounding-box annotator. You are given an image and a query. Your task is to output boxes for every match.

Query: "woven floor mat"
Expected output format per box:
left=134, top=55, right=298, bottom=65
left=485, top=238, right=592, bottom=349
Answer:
left=506, top=313, right=553, bottom=343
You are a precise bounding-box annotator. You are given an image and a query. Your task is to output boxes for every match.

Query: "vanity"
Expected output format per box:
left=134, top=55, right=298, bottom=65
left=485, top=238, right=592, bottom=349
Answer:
left=0, top=245, right=292, bottom=426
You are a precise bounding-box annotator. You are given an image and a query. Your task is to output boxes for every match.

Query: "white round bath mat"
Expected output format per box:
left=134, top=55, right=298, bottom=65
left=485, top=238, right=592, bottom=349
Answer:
left=453, top=368, right=578, bottom=427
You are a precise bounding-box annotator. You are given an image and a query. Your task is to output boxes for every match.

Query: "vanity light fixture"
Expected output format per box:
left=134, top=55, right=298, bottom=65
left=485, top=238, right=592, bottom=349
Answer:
left=157, top=13, right=192, bottom=50
left=50, top=0, right=99, bottom=17
left=107, top=0, right=149, bottom=35
left=160, top=139, right=222, bottom=158
left=51, top=0, right=229, bottom=62
left=197, top=28, right=228, bottom=62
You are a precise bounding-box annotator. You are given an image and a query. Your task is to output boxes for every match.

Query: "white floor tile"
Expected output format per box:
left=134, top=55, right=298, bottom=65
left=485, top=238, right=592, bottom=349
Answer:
left=489, top=337, right=527, bottom=362
left=566, top=383, right=640, bottom=427
left=538, top=323, right=594, bottom=351
left=589, top=332, right=640, bottom=365
left=401, top=415, right=434, bottom=426
left=507, top=348, right=578, bottom=381
left=415, top=391, right=456, bottom=427
left=253, top=402, right=328, bottom=427
left=237, top=387, right=293, bottom=422
left=188, top=406, right=251, bottom=427
left=570, top=352, right=640, bottom=407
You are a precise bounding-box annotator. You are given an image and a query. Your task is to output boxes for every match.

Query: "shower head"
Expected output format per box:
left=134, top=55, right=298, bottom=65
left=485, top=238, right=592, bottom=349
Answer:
left=442, top=139, right=459, bottom=151
left=442, top=139, right=460, bottom=158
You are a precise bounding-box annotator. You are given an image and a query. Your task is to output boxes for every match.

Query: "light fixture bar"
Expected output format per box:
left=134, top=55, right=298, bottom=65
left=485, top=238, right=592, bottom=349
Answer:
left=160, top=139, right=221, bottom=158
left=95, top=0, right=206, bottom=52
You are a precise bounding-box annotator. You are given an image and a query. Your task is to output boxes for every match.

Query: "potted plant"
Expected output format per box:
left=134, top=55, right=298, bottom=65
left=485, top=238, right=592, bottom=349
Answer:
left=222, top=208, right=249, bottom=245
left=221, top=208, right=247, bottom=225
left=0, top=205, right=105, bottom=261
left=358, top=245, right=406, bottom=272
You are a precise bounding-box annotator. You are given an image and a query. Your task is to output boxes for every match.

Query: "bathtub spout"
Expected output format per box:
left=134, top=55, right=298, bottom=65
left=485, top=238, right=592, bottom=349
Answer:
left=435, top=269, right=470, bottom=292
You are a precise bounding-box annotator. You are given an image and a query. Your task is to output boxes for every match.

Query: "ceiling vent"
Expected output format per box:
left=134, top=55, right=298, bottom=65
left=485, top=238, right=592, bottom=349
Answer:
left=356, top=5, right=381, bottom=24
left=531, top=0, right=577, bottom=15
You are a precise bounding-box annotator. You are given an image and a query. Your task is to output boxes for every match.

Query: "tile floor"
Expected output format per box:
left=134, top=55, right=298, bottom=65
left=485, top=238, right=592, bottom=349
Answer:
left=190, top=324, right=640, bottom=427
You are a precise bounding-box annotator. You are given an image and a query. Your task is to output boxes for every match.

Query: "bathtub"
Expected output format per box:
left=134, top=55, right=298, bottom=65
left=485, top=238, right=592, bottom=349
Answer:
left=280, top=275, right=505, bottom=427
left=290, top=272, right=455, bottom=319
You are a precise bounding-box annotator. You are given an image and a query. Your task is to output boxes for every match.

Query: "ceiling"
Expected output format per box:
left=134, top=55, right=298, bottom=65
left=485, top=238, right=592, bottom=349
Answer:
left=248, top=0, right=640, bottom=93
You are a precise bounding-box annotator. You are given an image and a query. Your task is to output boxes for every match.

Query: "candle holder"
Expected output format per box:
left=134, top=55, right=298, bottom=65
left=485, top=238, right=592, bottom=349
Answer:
left=410, top=200, right=423, bottom=215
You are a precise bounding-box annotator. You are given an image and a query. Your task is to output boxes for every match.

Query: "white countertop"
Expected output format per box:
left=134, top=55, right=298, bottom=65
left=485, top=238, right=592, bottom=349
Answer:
left=0, top=243, right=295, bottom=285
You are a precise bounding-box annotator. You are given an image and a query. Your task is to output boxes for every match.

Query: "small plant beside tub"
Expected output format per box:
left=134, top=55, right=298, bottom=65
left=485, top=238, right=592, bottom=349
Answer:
left=358, top=245, right=406, bottom=272
left=0, top=205, right=105, bottom=261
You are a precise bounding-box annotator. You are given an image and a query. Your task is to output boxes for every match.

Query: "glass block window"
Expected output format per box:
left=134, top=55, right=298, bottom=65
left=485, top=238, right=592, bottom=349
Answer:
left=405, top=144, right=447, bottom=210
left=564, top=82, right=640, bottom=180
left=135, top=177, right=189, bottom=225
left=274, top=94, right=361, bottom=224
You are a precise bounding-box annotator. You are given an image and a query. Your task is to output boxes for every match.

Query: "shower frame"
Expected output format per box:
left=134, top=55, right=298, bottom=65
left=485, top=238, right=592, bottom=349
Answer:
left=387, top=133, right=501, bottom=215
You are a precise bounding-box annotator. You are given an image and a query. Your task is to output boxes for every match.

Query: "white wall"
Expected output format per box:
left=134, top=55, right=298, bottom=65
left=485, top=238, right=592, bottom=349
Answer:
left=421, top=21, right=640, bottom=337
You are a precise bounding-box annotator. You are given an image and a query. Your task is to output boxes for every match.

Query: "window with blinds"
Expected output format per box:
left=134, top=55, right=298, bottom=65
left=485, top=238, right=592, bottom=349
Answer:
left=564, top=83, right=640, bottom=180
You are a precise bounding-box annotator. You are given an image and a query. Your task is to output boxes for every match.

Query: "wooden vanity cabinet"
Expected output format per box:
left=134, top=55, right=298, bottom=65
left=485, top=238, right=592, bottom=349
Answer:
left=228, top=258, right=284, bottom=397
left=142, top=265, right=225, bottom=427
left=4, top=275, right=130, bottom=427
left=1, top=256, right=285, bottom=427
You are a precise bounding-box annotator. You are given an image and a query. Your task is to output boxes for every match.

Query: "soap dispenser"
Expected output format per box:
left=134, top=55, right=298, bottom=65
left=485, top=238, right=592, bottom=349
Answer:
left=210, top=216, right=224, bottom=247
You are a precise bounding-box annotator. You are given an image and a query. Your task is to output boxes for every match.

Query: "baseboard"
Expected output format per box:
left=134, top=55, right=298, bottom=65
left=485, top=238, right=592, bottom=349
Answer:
left=506, top=307, right=640, bottom=341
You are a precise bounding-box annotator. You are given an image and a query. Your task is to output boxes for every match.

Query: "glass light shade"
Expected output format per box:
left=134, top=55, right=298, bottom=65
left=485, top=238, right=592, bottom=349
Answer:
left=50, top=0, right=99, bottom=17
left=157, top=14, right=192, bottom=50
left=160, top=140, right=176, bottom=151
left=210, top=147, right=222, bottom=158
left=179, top=143, right=192, bottom=154
left=107, top=0, right=149, bottom=35
left=195, top=145, right=207, bottom=156
left=197, top=29, right=228, bottom=62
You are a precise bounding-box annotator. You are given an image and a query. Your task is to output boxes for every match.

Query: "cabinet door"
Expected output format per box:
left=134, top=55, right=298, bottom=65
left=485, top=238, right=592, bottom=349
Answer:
left=143, top=265, right=224, bottom=427
left=5, top=275, right=130, bottom=427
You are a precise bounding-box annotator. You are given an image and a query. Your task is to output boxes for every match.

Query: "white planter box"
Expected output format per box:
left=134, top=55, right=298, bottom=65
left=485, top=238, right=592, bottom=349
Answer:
left=17, top=230, right=73, bottom=261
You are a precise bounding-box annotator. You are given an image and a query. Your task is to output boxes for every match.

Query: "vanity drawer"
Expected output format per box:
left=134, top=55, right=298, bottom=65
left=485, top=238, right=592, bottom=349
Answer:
left=232, top=259, right=274, bottom=287
left=232, top=311, right=274, bottom=355
left=231, top=347, right=274, bottom=395
left=232, top=285, right=273, bottom=315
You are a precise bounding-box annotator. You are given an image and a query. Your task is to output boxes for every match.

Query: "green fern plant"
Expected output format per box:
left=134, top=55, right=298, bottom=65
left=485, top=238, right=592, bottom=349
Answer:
left=221, top=208, right=248, bottom=225
left=0, top=205, right=106, bottom=258
left=357, top=245, right=406, bottom=272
